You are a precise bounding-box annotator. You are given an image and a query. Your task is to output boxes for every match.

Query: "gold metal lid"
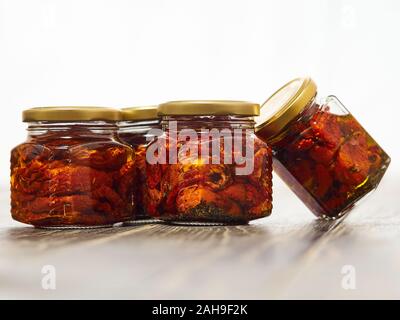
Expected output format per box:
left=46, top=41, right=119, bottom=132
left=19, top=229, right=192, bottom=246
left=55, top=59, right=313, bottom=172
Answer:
left=256, top=77, right=317, bottom=140
left=22, top=106, right=121, bottom=122
left=158, top=100, right=260, bottom=116
left=121, top=105, right=159, bottom=121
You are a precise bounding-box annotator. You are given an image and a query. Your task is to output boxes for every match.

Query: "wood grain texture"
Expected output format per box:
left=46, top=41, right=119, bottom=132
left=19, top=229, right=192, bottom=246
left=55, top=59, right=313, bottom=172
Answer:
left=0, top=173, right=399, bottom=299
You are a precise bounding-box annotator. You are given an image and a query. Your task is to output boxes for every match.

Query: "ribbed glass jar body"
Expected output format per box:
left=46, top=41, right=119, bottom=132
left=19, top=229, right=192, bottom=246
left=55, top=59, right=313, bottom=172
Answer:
left=257, top=96, right=390, bottom=219
left=119, top=119, right=160, bottom=220
left=144, top=115, right=273, bottom=225
left=11, top=121, right=135, bottom=228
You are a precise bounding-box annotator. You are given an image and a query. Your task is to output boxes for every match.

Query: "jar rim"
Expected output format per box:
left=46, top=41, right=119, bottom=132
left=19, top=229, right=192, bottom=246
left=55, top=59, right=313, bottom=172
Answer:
left=158, top=100, right=260, bottom=116
left=256, top=77, right=317, bottom=139
left=22, top=106, right=121, bottom=122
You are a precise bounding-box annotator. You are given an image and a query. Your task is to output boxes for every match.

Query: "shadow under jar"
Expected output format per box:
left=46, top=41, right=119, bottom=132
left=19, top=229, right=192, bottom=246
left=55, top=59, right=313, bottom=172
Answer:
left=118, top=105, right=161, bottom=221
left=256, top=77, right=390, bottom=220
left=10, top=107, right=135, bottom=228
left=145, top=100, right=273, bottom=225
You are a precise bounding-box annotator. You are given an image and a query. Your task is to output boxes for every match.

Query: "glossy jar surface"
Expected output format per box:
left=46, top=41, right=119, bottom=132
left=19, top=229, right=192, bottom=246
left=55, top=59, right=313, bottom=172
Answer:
left=256, top=78, right=390, bottom=219
left=145, top=101, right=273, bottom=225
left=119, top=106, right=160, bottom=220
left=11, top=107, right=135, bottom=228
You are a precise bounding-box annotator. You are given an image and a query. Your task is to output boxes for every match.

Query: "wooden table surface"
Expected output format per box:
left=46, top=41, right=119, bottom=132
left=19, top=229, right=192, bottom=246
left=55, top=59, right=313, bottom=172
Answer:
left=0, top=173, right=399, bottom=300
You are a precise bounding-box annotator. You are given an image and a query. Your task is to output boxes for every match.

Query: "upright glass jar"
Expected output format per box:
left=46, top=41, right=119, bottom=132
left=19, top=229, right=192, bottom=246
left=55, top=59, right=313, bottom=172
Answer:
left=10, top=107, right=135, bottom=228
left=145, top=100, right=273, bottom=225
left=118, top=106, right=160, bottom=221
left=256, top=78, right=390, bottom=219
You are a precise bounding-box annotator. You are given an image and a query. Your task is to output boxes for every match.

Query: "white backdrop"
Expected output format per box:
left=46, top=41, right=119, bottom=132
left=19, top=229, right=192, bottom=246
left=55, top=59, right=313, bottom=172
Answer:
left=0, top=0, right=398, bottom=187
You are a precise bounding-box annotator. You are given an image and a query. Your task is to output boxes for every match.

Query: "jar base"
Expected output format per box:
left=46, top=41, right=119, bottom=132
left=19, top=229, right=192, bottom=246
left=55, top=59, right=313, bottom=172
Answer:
left=123, top=219, right=162, bottom=225
left=165, top=220, right=249, bottom=227
left=34, top=224, right=117, bottom=230
left=318, top=210, right=351, bottom=221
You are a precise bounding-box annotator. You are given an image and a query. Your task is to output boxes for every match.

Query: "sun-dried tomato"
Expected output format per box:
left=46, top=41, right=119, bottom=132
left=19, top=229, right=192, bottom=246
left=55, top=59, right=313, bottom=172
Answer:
left=144, top=132, right=273, bottom=223
left=11, top=127, right=135, bottom=227
left=270, top=106, right=390, bottom=218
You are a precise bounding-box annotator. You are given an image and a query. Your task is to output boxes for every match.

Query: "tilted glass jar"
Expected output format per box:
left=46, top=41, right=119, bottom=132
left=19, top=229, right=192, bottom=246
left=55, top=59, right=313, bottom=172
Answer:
left=118, top=106, right=161, bottom=220
left=145, top=100, right=273, bottom=225
left=10, top=107, right=135, bottom=228
left=256, top=78, right=390, bottom=219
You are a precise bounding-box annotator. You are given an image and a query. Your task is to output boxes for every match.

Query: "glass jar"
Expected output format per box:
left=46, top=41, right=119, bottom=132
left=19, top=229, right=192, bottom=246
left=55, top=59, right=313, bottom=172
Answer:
left=10, top=107, right=135, bottom=228
left=256, top=78, right=390, bottom=220
left=118, top=106, right=161, bottom=221
left=145, top=100, right=273, bottom=225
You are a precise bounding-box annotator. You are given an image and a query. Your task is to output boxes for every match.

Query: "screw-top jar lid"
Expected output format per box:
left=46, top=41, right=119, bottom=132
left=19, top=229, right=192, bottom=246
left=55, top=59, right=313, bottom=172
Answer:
left=158, top=100, right=260, bottom=116
left=121, top=105, right=159, bottom=121
left=256, top=77, right=317, bottom=139
left=22, top=106, right=121, bottom=122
